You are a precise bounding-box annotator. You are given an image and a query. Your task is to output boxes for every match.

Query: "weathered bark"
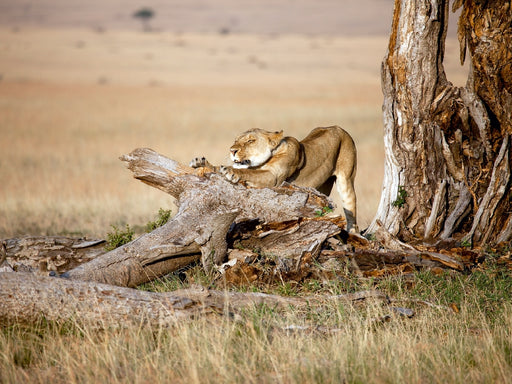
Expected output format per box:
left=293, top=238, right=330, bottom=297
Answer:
left=1, top=235, right=201, bottom=284
left=319, top=247, right=473, bottom=277
left=230, top=216, right=346, bottom=259
left=368, top=0, right=512, bottom=246
left=0, top=272, right=389, bottom=329
left=0, top=272, right=218, bottom=328
left=64, top=149, right=342, bottom=287
left=1, top=237, right=105, bottom=274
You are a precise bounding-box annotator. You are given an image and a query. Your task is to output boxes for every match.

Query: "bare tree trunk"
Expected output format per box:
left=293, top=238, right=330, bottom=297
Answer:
left=64, top=149, right=342, bottom=287
left=368, top=0, right=511, bottom=246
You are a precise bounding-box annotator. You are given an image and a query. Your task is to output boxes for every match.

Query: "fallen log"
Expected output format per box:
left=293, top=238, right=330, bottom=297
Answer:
left=1, top=235, right=200, bottom=285
left=0, top=272, right=392, bottom=329
left=2, top=229, right=477, bottom=289
left=0, top=272, right=217, bottom=328
left=63, top=148, right=342, bottom=287
left=171, top=286, right=389, bottom=308
left=3, top=148, right=479, bottom=300
left=319, top=249, right=457, bottom=278
left=1, top=237, right=106, bottom=274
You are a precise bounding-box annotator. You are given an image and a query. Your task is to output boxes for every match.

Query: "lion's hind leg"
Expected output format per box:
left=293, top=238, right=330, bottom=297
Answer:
left=334, top=173, right=358, bottom=233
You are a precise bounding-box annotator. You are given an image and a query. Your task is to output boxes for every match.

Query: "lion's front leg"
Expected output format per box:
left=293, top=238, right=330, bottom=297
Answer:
left=189, top=157, right=216, bottom=173
left=218, top=165, right=241, bottom=184
left=219, top=166, right=282, bottom=188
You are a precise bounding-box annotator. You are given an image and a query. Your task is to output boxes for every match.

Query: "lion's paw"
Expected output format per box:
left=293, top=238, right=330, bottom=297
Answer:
left=219, top=165, right=240, bottom=183
left=189, top=157, right=208, bottom=168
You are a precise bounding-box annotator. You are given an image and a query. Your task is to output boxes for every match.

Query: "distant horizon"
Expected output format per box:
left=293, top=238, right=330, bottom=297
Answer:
left=0, top=0, right=458, bottom=37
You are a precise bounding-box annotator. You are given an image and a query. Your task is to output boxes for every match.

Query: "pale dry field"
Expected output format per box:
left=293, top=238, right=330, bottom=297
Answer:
left=0, top=0, right=395, bottom=35
left=0, top=27, right=383, bottom=237
left=2, top=6, right=508, bottom=384
left=0, top=25, right=467, bottom=239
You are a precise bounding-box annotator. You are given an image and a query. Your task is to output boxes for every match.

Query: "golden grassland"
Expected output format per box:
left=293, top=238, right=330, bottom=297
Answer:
left=2, top=27, right=502, bottom=384
left=0, top=27, right=469, bottom=238
left=1, top=269, right=512, bottom=383
left=0, top=27, right=468, bottom=237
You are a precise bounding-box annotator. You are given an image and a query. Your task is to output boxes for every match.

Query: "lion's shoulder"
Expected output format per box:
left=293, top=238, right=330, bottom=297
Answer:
left=264, top=135, right=304, bottom=172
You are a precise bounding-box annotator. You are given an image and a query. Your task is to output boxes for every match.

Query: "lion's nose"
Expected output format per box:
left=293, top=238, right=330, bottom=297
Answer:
left=230, top=148, right=238, bottom=156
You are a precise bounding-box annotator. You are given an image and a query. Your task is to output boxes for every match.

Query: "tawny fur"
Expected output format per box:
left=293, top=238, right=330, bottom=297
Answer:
left=190, top=126, right=358, bottom=232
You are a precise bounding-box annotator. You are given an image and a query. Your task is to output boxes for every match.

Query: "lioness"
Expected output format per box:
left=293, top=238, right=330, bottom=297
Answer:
left=190, top=126, right=358, bottom=232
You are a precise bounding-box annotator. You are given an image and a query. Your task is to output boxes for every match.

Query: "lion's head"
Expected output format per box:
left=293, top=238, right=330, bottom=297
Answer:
left=230, top=129, right=284, bottom=169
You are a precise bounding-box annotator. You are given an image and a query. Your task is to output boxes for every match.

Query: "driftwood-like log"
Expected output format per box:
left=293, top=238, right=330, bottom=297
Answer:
left=0, top=236, right=200, bottom=285
left=319, top=248, right=472, bottom=278
left=64, top=149, right=342, bottom=287
left=0, top=273, right=216, bottom=328
left=0, top=272, right=390, bottom=329
left=1, top=237, right=105, bottom=274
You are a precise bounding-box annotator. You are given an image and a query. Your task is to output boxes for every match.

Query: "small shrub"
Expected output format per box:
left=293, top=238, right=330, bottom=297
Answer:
left=105, top=224, right=134, bottom=251
left=460, top=238, right=472, bottom=248
left=146, top=208, right=172, bottom=232
left=314, top=206, right=333, bottom=217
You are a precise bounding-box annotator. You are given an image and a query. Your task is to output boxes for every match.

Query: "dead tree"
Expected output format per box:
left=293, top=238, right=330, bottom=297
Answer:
left=2, top=147, right=474, bottom=288
left=0, top=272, right=212, bottom=328
left=367, top=0, right=512, bottom=245
left=62, top=148, right=342, bottom=287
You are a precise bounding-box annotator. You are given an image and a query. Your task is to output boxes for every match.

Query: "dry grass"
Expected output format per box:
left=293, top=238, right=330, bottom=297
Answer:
left=1, top=269, right=511, bottom=383
left=0, top=27, right=397, bottom=237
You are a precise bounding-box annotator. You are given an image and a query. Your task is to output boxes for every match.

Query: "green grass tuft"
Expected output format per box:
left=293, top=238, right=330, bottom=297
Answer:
left=145, top=208, right=172, bottom=232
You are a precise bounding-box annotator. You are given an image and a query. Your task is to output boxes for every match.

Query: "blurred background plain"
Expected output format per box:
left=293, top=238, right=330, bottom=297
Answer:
left=0, top=0, right=467, bottom=237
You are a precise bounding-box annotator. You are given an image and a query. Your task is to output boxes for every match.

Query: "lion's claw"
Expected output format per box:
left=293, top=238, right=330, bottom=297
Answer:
left=219, top=165, right=240, bottom=183
left=189, top=157, right=207, bottom=168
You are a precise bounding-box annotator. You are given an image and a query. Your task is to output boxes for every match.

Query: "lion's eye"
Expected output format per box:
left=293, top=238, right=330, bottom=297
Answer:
left=247, top=139, right=255, bottom=144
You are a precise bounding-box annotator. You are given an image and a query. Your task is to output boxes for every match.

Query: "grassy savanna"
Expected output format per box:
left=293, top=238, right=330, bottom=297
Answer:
left=2, top=268, right=512, bottom=383
left=0, top=28, right=389, bottom=237
left=0, top=27, right=468, bottom=237
left=1, top=14, right=503, bottom=384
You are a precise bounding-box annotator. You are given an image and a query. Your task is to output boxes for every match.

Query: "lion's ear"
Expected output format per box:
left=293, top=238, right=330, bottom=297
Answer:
left=269, top=130, right=284, bottom=147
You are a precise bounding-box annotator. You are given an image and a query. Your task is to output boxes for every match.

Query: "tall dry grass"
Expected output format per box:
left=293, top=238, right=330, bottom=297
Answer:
left=2, top=270, right=511, bottom=383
